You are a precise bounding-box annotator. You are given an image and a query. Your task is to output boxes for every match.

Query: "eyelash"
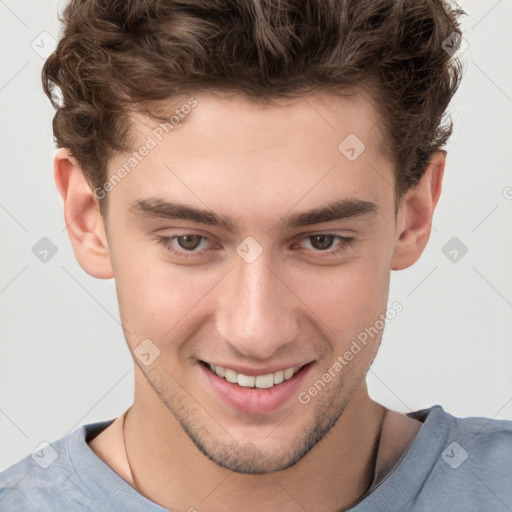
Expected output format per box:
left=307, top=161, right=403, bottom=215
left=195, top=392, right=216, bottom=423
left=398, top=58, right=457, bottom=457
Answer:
left=156, top=233, right=356, bottom=259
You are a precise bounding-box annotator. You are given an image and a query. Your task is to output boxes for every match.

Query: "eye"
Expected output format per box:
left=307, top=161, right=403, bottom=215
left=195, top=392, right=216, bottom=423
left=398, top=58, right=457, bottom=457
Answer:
left=306, top=234, right=337, bottom=250
left=174, top=234, right=205, bottom=251
left=295, top=234, right=356, bottom=255
left=156, top=234, right=212, bottom=255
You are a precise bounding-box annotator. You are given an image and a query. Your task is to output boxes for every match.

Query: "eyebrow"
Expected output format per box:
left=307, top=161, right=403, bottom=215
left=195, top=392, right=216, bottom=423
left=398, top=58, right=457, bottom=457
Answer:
left=129, top=196, right=377, bottom=232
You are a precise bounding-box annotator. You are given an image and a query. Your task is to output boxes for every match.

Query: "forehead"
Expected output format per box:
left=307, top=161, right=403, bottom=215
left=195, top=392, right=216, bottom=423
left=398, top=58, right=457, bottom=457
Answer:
left=132, top=88, right=386, bottom=156
left=106, top=89, right=394, bottom=224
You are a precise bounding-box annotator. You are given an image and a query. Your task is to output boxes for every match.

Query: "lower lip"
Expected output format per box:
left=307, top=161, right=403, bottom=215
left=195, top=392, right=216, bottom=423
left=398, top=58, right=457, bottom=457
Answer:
left=200, top=362, right=313, bottom=415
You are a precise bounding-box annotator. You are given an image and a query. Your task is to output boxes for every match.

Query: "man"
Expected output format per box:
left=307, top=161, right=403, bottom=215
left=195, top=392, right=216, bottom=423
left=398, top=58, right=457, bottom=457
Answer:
left=1, top=0, right=510, bottom=510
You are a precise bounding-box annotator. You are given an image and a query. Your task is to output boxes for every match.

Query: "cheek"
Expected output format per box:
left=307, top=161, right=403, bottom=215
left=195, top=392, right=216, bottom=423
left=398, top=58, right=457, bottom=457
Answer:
left=110, top=235, right=217, bottom=344
left=297, top=254, right=391, bottom=343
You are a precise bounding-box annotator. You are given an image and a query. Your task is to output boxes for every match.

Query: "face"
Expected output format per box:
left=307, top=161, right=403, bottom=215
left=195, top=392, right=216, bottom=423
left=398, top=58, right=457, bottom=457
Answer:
left=103, top=90, right=399, bottom=474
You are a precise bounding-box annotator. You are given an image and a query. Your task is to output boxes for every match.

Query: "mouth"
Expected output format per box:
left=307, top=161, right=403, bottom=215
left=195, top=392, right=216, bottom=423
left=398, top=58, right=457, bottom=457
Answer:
left=205, top=362, right=302, bottom=389
left=199, top=360, right=314, bottom=415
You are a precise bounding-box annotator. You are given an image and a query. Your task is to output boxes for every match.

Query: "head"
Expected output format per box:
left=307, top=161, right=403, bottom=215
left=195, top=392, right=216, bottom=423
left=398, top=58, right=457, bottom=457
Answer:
left=44, top=0, right=465, bottom=474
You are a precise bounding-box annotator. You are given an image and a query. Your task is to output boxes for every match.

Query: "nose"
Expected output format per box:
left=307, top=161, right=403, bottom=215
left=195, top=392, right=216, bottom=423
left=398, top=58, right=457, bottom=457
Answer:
left=215, top=252, right=299, bottom=360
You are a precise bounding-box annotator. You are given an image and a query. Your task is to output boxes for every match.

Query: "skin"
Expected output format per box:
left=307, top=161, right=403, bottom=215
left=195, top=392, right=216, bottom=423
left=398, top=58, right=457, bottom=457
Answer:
left=54, top=89, right=445, bottom=512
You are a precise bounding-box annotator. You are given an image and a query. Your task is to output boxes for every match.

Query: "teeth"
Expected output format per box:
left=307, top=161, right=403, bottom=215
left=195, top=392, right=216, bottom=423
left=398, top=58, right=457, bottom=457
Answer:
left=273, top=370, right=284, bottom=385
left=255, top=374, right=274, bottom=389
left=208, top=363, right=300, bottom=389
left=283, top=367, right=295, bottom=380
left=225, top=368, right=238, bottom=384
left=238, top=374, right=255, bottom=387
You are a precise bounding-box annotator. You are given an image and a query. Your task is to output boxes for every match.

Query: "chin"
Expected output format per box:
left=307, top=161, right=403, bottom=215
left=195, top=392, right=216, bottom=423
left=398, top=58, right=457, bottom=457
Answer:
left=178, top=399, right=348, bottom=475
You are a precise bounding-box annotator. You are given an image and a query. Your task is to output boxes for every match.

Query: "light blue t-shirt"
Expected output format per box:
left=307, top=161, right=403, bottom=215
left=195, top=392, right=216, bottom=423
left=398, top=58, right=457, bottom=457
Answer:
left=1, top=406, right=511, bottom=511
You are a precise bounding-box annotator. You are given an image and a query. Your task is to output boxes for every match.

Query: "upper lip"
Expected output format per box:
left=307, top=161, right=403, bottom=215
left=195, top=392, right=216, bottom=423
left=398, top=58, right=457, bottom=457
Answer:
left=202, top=360, right=312, bottom=376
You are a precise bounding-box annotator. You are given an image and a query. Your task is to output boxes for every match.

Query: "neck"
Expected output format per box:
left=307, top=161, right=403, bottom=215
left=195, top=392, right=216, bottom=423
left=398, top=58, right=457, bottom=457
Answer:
left=123, top=381, right=386, bottom=512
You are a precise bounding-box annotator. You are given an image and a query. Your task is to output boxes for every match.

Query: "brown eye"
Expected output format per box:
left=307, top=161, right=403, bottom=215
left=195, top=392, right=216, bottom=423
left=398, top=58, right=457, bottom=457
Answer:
left=176, top=234, right=203, bottom=251
left=308, top=234, right=336, bottom=250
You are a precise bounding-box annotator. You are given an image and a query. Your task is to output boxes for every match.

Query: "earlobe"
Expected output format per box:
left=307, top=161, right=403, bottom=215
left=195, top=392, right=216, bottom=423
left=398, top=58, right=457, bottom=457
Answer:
left=391, top=151, right=446, bottom=271
left=54, top=148, right=114, bottom=279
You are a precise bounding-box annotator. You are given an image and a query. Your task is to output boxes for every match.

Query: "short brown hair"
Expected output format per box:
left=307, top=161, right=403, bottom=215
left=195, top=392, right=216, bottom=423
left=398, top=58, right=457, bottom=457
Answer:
left=42, top=0, right=466, bottom=217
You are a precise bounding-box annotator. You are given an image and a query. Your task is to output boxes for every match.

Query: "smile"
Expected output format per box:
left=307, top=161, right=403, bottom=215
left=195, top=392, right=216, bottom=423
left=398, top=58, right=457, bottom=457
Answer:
left=201, top=360, right=314, bottom=414
left=207, top=363, right=301, bottom=389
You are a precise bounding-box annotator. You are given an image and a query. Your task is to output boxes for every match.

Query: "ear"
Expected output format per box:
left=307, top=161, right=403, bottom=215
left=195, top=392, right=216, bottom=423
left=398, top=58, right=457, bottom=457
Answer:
left=391, top=151, right=446, bottom=270
left=54, top=148, right=114, bottom=279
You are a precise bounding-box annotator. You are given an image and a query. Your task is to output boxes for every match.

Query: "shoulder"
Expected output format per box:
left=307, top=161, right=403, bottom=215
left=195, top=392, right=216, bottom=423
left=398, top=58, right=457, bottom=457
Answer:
left=354, top=406, right=512, bottom=512
left=0, top=435, right=76, bottom=510
left=442, top=408, right=512, bottom=483
left=0, top=420, right=113, bottom=511
left=410, top=404, right=512, bottom=438
left=417, top=405, right=512, bottom=463
left=412, top=406, right=512, bottom=509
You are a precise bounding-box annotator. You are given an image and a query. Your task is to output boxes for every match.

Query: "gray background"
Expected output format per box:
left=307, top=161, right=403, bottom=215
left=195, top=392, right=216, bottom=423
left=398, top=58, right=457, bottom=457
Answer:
left=1, top=0, right=511, bottom=470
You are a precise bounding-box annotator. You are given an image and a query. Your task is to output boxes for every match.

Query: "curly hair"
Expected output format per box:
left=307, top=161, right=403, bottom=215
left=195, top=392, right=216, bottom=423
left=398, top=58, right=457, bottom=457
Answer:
left=42, top=0, right=466, bottom=217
